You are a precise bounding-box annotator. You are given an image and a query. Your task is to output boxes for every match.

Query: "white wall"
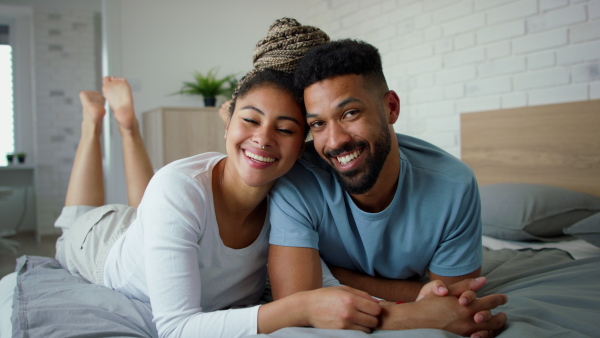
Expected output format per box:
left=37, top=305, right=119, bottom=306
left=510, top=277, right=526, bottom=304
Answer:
left=106, top=0, right=310, bottom=115
left=306, top=0, right=600, bottom=158
left=32, top=7, right=101, bottom=236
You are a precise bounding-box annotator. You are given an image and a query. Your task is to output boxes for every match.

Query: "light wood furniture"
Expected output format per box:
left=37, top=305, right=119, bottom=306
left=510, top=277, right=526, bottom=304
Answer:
left=142, top=107, right=227, bottom=170
left=461, top=99, right=600, bottom=197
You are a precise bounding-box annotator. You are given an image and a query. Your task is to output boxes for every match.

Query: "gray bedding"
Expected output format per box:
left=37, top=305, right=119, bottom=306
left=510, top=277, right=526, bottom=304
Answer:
left=10, top=247, right=600, bottom=337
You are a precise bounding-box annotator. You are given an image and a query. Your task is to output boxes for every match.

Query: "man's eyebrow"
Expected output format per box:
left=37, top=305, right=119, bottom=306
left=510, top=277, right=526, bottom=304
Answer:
left=337, top=97, right=362, bottom=108
left=306, top=97, right=362, bottom=119
left=241, top=105, right=301, bottom=125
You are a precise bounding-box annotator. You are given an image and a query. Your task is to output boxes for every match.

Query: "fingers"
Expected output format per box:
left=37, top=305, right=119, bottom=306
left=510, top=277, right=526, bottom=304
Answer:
left=459, top=290, right=477, bottom=306
left=471, top=329, right=496, bottom=338
left=351, top=293, right=383, bottom=316
left=347, top=324, right=373, bottom=333
left=473, top=312, right=507, bottom=332
left=448, top=277, right=487, bottom=297
left=416, top=280, right=448, bottom=301
left=474, top=310, right=492, bottom=323
left=351, top=309, right=380, bottom=329
left=470, top=294, right=508, bottom=313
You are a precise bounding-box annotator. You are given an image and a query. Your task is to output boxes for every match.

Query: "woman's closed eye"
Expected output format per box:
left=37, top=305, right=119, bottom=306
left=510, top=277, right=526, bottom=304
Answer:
left=277, top=128, right=294, bottom=135
left=243, top=117, right=259, bottom=125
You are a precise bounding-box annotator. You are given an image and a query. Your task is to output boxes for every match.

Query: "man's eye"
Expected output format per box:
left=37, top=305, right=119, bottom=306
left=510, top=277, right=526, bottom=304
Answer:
left=309, top=121, right=324, bottom=129
left=343, top=110, right=359, bottom=119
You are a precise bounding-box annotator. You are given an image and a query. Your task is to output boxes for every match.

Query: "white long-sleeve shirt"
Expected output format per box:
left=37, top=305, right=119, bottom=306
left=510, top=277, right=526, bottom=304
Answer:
left=104, top=153, right=268, bottom=338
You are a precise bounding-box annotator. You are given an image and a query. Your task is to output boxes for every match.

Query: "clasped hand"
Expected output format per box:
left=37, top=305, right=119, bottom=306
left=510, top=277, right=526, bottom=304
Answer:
left=303, top=278, right=507, bottom=337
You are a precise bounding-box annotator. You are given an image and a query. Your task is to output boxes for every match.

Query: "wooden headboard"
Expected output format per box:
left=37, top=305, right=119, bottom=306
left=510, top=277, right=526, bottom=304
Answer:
left=461, top=100, right=600, bottom=198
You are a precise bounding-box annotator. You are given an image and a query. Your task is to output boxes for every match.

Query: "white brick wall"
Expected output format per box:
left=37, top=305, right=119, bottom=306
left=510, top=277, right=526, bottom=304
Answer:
left=33, top=7, right=99, bottom=235
left=306, top=0, right=600, bottom=158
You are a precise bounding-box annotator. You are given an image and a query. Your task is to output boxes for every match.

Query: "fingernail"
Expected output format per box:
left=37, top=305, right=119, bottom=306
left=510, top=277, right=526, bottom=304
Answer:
left=475, top=277, right=483, bottom=282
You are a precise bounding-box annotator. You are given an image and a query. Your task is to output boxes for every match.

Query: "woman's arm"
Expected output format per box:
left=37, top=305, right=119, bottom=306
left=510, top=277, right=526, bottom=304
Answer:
left=258, top=287, right=381, bottom=333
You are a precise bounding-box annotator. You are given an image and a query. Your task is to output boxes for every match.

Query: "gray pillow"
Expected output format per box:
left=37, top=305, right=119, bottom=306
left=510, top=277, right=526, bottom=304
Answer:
left=480, top=183, right=600, bottom=241
left=563, top=212, right=600, bottom=247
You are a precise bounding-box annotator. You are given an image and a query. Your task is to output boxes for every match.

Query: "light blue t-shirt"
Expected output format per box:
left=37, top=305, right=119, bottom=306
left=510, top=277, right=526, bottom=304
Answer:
left=269, top=134, right=482, bottom=279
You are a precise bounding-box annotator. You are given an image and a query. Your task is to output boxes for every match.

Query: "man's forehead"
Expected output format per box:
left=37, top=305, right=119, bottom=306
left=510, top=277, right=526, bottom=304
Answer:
left=304, top=75, right=367, bottom=106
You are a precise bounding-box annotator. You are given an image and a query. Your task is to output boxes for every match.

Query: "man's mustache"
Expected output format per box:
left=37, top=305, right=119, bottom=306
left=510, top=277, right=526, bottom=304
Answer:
left=324, top=141, right=367, bottom=157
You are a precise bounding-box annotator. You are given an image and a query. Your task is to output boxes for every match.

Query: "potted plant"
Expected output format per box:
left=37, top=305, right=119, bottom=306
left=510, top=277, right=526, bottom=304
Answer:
left=5, top=153, right=14, bottom=164
left=174, top=68, right=235, bottom=107
left=16, top=152, right=26, bottom=164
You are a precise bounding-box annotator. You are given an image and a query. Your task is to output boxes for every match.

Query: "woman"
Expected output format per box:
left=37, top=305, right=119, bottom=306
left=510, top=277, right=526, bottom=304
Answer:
left=57, top=65, right=381, bottom=338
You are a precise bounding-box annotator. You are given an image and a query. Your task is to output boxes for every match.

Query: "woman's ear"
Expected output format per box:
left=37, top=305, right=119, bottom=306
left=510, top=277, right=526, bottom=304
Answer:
left=224, top=123, right=230, bottom=139
left=219, top=100, right=232, bottom=125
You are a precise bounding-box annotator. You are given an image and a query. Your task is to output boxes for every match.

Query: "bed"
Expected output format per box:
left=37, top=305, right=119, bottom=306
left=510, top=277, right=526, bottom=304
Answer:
left=1, top=100, right=599, bottom=337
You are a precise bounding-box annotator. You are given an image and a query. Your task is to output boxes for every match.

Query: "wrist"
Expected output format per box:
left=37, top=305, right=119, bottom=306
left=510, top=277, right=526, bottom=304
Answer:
left=257, top=290, right=312, bottom=333
left=291, top=291, right=312, bottom=327
left=378, top=302, right=417, bottom=331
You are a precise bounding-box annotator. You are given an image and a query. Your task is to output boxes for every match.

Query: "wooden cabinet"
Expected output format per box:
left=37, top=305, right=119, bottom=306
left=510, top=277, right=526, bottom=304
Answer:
left=142, top=107, right=227, bottom=170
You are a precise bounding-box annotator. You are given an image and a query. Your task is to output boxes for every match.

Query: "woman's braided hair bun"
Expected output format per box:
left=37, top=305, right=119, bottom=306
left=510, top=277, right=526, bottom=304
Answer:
left=252, top=17, right=330, bottom=74
left=229, top=18, right=329, bottom=114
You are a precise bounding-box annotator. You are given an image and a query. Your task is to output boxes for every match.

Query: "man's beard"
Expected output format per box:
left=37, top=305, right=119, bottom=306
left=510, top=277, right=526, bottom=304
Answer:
left=323, top=125, right=392, bottom=195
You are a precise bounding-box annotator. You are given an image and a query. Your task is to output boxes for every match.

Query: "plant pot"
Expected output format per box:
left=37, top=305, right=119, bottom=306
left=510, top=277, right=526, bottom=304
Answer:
left=5, top=153, right=14, bottom=164
left=204, top=97, right=217, bottom=107
left=16, top=153, right=26, bottom=164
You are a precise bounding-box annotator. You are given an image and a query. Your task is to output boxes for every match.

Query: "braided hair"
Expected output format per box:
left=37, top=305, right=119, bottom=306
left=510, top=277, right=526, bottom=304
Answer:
left=228, top=18, right=329, bottom=117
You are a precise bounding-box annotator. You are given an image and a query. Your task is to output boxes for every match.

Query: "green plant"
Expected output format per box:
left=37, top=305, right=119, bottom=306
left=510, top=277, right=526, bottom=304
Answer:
left=221, top=76, right=239, bottom=99
left=174, top=68, right=233, bottom=99
left=15, top=152, right=26, bottom=164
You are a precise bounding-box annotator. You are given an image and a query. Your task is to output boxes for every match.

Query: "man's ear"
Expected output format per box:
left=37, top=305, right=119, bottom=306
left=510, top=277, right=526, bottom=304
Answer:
left=384, top=90, right=400, bottom=124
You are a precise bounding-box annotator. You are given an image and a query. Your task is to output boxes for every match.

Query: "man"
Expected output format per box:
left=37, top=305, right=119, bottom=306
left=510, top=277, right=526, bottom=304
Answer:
left=268, top=39, right=506, bottom=335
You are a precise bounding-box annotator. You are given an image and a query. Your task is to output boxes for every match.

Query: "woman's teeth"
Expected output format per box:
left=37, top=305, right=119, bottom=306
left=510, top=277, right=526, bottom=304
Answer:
left=245, top=150, right=275, bottom=163
left=337, top=150, right=361, bottom=165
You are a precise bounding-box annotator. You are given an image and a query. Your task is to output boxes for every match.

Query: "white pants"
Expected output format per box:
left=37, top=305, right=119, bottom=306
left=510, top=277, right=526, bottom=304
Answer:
left=54, top=204, right=136, bottom=285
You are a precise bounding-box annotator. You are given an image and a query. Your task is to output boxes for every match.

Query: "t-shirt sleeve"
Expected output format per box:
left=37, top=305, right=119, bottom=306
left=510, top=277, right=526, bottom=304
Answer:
left=428, top=176, right=483, bottom=277
left=268, top=163, right=321, bottom=250
left=140, top=170, right=260, bottom=338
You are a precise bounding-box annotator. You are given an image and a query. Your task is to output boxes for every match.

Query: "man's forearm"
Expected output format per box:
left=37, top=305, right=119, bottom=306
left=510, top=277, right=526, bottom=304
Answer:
left=329, top=266, right=423, bottom=302
left=375, top=290, right=508, bottom=335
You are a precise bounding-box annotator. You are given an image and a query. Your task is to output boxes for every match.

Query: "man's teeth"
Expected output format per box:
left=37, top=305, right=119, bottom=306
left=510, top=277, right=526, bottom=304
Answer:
left=337, top=150, right=361, bottom=165
left=245, top=150, right=275, bottom=163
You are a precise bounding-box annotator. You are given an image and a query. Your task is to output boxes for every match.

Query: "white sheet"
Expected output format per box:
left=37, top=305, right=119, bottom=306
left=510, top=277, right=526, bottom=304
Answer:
left=482, top=235, right=600, bottom=260
left=0, top=272, right=16, bottom=338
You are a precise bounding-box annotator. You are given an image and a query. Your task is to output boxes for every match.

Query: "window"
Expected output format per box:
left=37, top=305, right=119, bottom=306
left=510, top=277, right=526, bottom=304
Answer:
left=0, top=24, right=13, bottom=166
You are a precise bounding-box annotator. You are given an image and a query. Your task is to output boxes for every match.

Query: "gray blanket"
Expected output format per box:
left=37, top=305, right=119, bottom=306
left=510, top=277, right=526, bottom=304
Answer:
left=10, top=248, right=600, bottom=337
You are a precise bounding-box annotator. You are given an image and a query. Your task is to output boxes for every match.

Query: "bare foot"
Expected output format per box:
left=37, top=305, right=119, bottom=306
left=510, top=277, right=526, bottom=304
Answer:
left=79, top=91, right=106, bottom=129
left=102, top=76, right=136, bottom=130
